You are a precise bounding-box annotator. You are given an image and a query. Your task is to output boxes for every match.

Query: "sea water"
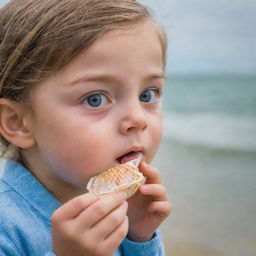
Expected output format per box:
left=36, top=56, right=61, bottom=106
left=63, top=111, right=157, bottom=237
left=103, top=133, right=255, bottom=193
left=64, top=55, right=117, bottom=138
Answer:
left=163, top=75, right=256, bottom=151
left=155, top=75, right=256, bottom=256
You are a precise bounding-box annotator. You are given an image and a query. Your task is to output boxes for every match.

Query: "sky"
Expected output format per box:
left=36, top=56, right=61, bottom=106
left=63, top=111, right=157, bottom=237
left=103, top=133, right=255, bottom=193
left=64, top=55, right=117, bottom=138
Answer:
left=140, top=0, right=256, bottom=75
left=1, top=0, right=256, bottom=75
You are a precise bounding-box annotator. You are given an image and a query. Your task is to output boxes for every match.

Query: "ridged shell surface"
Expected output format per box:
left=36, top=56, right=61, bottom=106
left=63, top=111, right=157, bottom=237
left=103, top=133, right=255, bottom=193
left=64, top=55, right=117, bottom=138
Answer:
left=87, top=161, right=144, bottom=198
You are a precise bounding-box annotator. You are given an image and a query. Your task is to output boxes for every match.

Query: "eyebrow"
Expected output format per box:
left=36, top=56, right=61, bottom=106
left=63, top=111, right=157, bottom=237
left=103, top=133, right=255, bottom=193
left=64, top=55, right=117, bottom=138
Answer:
left=69, top=74, right=117, bottom=86
left=146, top=72, right=165, bottom=80
left=69, top=72, right=165, bottom=86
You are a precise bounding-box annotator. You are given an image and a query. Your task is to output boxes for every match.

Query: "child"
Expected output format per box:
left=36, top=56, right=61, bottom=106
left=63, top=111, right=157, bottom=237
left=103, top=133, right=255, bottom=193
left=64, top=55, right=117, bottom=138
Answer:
left=0, top=0, right=172, bottom=255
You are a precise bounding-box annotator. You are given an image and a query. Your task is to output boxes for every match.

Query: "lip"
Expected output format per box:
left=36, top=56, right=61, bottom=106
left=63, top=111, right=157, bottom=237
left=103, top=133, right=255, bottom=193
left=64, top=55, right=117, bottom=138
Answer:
left=116, top=146, right=145, bottom=164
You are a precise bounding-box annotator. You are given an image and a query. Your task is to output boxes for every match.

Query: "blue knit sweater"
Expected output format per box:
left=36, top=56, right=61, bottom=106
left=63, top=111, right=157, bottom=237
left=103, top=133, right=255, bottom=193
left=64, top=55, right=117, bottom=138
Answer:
left=0, top=160, right=165, bottom=255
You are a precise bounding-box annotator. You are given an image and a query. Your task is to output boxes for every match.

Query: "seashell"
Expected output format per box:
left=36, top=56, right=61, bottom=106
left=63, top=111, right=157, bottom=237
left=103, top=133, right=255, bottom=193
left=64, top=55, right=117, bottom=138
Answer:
left=87, top=158, right=145, bottom=198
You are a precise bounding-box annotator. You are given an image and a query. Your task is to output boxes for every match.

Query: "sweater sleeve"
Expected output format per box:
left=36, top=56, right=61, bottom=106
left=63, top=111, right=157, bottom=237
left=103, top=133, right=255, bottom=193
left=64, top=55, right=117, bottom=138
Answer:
left=0, top=234, right=56, bottom=256
left=120, top=230, right=165, bottom=256
left=0, top=236, right=20, bottom=256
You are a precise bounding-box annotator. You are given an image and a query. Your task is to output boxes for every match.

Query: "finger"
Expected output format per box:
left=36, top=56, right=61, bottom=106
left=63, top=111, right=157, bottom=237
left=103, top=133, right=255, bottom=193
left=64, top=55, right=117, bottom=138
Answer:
left=52, top=193, right=99, bottom=222
left=91, top=201, right=128, bottom=239
left=103, top=216, right=129, bottom=249
left=148, top=201, right=172, bottom=216
left=76, top=191, right=127, bottom=228
left=139, top=161, right=161, bottom=184
left=139, top=184, right=168, bottom=201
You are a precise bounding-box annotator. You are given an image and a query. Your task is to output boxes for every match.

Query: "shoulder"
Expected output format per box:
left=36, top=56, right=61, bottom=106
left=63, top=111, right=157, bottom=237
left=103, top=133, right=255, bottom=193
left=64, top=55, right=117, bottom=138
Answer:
left=0, top=178, right=24, bottom=222
left=0, top=179, right=48, bottom=234
left=0, top=178, right=52, bottom=255
left=0, top=179, right=35, bottom=221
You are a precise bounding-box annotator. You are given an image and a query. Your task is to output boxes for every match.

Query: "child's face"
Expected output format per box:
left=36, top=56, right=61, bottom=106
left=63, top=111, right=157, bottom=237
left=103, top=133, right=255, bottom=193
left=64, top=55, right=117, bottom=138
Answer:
left=25, top=22, right=164, bottom=198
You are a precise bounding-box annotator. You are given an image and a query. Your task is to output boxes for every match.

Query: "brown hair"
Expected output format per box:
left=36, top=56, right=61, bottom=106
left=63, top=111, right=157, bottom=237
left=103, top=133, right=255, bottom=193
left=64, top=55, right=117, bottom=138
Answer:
left=0, top=0, right=167, bottom=158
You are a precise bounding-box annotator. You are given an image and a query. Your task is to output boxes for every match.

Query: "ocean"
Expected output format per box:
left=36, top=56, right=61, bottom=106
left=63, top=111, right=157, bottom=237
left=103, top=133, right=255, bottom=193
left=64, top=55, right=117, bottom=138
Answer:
left=155, top=75, right=256, bottom=256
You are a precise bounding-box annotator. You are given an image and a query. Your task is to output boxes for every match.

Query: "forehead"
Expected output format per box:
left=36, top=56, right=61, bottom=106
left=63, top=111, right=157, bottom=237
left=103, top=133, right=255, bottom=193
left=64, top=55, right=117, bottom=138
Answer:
left=33, top=21, right=164, bottom=91
left=94, top=21, right=163, bottom=56
left=65, top=22, right=163, bottom=72
left=99, top=21, right=161, bottom=43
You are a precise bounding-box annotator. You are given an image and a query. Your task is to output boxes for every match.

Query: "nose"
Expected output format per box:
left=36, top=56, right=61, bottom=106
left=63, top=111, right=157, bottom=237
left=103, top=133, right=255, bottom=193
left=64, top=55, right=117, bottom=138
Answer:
left=119, top=103, right=148, bottom=135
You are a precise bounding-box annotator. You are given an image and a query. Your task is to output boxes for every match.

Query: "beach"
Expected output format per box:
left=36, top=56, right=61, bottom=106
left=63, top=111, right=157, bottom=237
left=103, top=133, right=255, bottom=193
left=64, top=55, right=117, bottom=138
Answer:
left=157, top=140, right=256, bottom=256
left=155, top=75, right=256, bottom=256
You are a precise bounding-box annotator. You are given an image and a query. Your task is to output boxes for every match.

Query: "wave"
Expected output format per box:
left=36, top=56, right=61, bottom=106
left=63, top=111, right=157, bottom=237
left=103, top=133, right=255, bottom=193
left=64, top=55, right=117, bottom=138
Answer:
left=163, top=112, right=256, bottom=152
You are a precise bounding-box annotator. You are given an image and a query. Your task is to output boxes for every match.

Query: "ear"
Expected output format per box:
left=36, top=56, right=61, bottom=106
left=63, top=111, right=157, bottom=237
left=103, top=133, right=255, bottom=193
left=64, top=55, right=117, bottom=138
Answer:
left=0, top=99, right=35, bottom=149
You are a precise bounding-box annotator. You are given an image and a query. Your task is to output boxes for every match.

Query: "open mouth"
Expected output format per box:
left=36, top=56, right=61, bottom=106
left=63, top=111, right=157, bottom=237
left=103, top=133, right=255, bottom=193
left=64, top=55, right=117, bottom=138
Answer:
left=116, top=151, right=142, bottom=164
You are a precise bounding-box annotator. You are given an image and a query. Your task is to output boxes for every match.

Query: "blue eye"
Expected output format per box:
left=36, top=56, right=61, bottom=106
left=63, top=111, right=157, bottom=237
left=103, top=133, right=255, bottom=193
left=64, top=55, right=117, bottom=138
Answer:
left=84, top=93, right=108, bottom=108
left=139, top=89, right=159, bottom=103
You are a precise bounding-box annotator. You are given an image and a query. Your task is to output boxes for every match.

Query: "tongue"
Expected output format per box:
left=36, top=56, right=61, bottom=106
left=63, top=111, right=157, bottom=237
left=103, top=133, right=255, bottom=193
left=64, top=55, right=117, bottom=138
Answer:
left=119, top=152, right=142, bottom=166
left=119, top=153, right=136, bottom=164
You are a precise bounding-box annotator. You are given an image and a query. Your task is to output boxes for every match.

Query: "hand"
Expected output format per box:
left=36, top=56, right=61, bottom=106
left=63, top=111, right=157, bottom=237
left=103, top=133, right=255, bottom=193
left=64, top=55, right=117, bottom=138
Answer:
left=127, top=161, right=172, bottom=242
left=51, top=192, right=128, bottom=256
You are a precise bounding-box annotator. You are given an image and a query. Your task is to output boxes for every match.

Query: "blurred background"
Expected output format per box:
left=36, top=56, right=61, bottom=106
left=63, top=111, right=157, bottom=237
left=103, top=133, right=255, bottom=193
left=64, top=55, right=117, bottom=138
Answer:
left=1, top=0, right=256, bottom=255
left=138, top=0, right=256, bottom=255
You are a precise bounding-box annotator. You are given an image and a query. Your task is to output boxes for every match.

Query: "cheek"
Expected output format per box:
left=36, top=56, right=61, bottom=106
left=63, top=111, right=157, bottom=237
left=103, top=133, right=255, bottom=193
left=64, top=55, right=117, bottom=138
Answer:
left=58, top=126, right=116, bottom=186
left=152, top=120, right=163, bottom=147
left=153, top=111, right=163, bottom=140
left=54, top=124, right=112, bottom=168
left=147, top=115, right=163, bottom=160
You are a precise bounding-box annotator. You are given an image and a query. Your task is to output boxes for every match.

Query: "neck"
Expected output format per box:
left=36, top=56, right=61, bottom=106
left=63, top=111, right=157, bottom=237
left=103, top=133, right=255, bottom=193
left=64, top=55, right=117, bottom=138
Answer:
left=21, top=148, right=84, bottom=204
